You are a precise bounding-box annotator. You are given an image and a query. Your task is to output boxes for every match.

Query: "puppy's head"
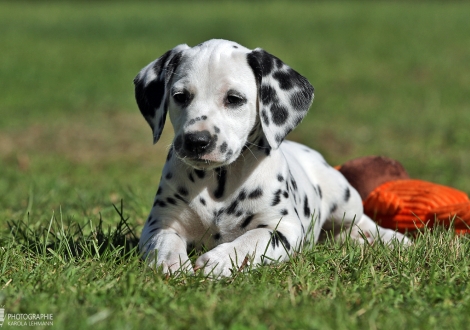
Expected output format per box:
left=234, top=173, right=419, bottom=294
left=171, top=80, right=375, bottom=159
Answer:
left=134, top=39, right=314, bottom=170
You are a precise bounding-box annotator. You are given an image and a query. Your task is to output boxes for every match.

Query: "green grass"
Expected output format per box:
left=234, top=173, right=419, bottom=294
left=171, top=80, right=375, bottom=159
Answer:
left=1, top=1, right=470, bottom=329
left=3, top=214, right=470, bottom=329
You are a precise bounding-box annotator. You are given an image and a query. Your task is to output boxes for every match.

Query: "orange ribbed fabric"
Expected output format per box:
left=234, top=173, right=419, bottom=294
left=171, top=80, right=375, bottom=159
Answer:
left=363, top=179, right=470, bottom=233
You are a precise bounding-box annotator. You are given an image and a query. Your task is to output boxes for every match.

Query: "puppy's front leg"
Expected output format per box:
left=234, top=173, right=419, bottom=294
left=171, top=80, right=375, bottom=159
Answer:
left=141, top=228, right=193, bottom=275
left=195, top=226, right=298, bottom=278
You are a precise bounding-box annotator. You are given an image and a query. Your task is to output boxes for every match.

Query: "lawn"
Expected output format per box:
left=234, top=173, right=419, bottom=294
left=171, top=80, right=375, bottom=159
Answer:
left=1, top=1, right=470, bottom=329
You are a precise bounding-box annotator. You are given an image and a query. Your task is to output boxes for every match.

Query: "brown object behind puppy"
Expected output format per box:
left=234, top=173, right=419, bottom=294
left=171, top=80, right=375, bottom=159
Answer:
left=338, top=156, right=410, bottom=200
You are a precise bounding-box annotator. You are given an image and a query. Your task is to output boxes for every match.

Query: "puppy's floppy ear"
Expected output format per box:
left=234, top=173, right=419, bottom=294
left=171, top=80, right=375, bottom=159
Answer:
left=134, top=44, right=190, bottom=144
left=247, top=49, right=314, bottom=149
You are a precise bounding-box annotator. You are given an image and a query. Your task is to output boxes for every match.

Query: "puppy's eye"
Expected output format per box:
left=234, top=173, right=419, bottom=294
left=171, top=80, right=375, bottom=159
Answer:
left=225, top=92, right=246, bottom=107
left=173, top=90, right=191, bottom=105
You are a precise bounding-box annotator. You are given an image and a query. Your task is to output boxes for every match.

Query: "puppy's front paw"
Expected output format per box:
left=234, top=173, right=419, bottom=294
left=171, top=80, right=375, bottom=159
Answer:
left=195, top=244, right=247, bottom=278
left=378, top=229, right=412, bottom=246
left=146, top=250, right=194, bottom=275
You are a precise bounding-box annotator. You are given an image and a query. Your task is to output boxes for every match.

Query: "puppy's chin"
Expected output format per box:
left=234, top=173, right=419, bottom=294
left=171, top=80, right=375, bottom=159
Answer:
left=181, top=158, right=224, bottom=171
left=177, top=152, right=238, bottom=170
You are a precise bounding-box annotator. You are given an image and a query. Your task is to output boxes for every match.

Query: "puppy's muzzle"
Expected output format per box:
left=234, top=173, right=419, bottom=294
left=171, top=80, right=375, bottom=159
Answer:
left=180, top=130, right=216, bottom=158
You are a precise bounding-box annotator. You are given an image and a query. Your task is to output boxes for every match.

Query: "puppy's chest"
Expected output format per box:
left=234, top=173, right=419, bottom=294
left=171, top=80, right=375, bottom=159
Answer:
left=159, top=165, right=294, bottom=239
left=185, top=172, right=270, bottom=234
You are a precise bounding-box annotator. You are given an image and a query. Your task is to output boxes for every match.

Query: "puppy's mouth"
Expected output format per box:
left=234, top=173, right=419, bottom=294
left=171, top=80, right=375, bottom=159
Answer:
left=175, top=152, right=229, bottom=170
left=183, top=159, right=219, bottom=170
left=172, top=132, right=238, bottom=170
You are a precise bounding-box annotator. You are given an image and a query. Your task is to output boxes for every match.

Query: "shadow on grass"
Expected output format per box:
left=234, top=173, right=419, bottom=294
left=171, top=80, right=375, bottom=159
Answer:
left=6, top=200, right=140, bottom=261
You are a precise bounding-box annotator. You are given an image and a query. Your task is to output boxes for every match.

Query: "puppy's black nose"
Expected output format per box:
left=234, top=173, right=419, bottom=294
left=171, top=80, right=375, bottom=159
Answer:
left=184, top=131, right=213, bottom=155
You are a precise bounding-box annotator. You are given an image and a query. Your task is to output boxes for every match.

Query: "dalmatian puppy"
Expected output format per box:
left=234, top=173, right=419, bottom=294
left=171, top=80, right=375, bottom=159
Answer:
left=134, top=39, right=409, bottom=277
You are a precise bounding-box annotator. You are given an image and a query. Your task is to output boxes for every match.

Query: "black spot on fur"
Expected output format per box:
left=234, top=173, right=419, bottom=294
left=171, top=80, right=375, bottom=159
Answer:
left=178, top=186, right=189, bottom=196
left=214, top=233, right=221, bottom=240
left=275, top=134, right=284, bottom=144
left=260, top=84, right=279, bottom=105
left=277, top=174, right=284, bottom=182
left=283, top=191, right=289, bottom=198
left=272, top=70, right=294, bottom=90
left=270, top=103, right=289, bottom=126
left=344, top=187, right=351, bottom=202
left=248, top=187, right=263, bottom=199
left=236, top=210, right=243, bottom=217
left=241, top=214, right=255, bottom=228
left=330, top=203, right=338, bottom=214
left=290, top=88, right=314, bottom=112
left=188, top=172, right=195, bottom=182
left=195, top=169, right=205, bottom=179
left=312, top=185, right=318, bottom=195
left=153, top=199, right=167, bottom=208
left=174, top=193, right=187, bottom=203
left=214, top=126, right=220, bottom=133
left=213, top=208, right=226, bottom=224
left=202, top=115, right=207, bottom=120
left=270, top=231, right=290, bottom=250
left=260, top=51, right=277, bottom=76
left=166, top=197, right=177, bottom=205
left=225, top=149, right=233, bottom=160
left=257, top=224, right=268, bottom=228
left=271, top=189, right=282, bottom=206
left=149, top=227, right=160, bottom=234
left=156, top=187, right=162, bottom=195
left=280, top=209, right=288, bottom=216
left=303, top=194, right=311, bottom=218
left=199, top=197, right=206, bottom=206
left=277, top=231, right=291, bottom=250
left=290, top=178, right=298, bottom=191
left=238, top=189, right=247, bottom=201
left=317, top=185, right=322, bottom=199
left=149, top=218, right=157, bottom=226
left=226, top=200, right=239, bottom=215
left=165, top=172, right=173, bottom=180
left=214, top=167, right=227, bottom=199
left=220, top=142, right=228, bottom=153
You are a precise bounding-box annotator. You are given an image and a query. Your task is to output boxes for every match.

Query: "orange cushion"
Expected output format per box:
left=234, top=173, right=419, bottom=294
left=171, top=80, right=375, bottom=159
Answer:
left=363, top=179, right=470, bottom=233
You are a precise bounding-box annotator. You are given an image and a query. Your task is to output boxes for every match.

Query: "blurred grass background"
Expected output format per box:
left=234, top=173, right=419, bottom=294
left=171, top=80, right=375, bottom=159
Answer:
left=1, top=2, right=470, bottom=329
left=0, top=1, right=470, bottom=231
left=1, top=0, right=469, bottom=231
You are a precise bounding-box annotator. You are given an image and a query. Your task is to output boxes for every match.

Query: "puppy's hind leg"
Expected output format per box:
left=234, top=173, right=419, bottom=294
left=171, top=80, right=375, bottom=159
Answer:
left=338, top=214, right=411, bottom=246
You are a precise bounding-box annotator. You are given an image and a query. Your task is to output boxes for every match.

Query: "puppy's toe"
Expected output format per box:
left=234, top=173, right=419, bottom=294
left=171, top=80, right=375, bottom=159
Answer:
left=195, top=249, right=237, bottom=278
